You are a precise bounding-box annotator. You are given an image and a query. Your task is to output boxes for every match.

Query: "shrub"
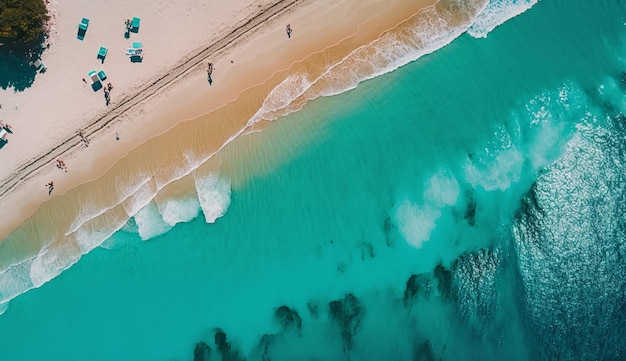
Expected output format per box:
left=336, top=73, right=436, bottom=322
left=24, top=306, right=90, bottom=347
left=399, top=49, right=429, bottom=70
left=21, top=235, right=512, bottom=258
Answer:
left=0, top=0, right=49, bottom=51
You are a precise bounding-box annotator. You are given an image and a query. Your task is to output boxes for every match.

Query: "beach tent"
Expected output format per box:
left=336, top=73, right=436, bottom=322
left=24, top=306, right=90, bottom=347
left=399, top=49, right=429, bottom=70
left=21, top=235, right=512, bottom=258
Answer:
left=97, top=70, right=107, bottom=81
left=77, top=18, right=89, bottom=40
left=131, top=17, right=141, bottom=33
left=97, top=47, right=108, bottom=62
left=88, top=70, right=102, bottom=91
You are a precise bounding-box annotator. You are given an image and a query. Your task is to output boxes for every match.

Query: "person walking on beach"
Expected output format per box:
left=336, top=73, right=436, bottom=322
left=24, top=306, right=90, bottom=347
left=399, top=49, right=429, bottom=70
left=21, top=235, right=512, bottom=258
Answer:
left=207, top=62, right=214, bottom=85
left=79, top=131, right=90, bottom=147
left=286, top=24, right=292, bottom=38
left=46, top=181, right=54, bottom=195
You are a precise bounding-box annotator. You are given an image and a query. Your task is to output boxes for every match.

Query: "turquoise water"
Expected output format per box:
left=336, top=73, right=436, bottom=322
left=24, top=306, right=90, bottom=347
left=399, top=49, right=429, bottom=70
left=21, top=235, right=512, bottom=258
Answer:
left=1, top=0, right=626, bottom=360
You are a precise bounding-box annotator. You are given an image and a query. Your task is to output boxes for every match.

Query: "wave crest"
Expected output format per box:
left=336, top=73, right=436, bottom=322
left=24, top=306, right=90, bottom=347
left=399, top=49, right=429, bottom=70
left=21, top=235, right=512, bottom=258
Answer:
left=468, top=0, right=539, bottom=38
left=0, top=0, right=540, bottom=313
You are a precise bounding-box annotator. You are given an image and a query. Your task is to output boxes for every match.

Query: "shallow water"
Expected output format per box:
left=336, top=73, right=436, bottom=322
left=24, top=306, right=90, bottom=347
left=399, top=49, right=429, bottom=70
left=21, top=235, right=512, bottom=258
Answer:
left=1, top=0, right=626, bottom=360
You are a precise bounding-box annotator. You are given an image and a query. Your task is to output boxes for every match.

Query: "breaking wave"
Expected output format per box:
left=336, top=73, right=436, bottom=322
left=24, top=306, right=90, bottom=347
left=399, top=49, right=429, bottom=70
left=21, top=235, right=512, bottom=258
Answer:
left=468, top=0, right=539, bottom=38
left=0, top=0, right=540, bottom=313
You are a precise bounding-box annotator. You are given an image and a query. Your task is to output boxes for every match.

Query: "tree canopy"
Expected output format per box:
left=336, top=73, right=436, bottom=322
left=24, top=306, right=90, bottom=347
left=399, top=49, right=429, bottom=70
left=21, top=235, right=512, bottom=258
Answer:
left=0, top=0, right=49, bottom=50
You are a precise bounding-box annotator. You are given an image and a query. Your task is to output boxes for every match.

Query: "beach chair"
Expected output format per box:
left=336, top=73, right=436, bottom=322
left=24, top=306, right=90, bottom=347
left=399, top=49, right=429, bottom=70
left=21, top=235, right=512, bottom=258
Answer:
left=131, top=17, right=140, bottom=33
left=88, top=70, right=102, bottom=91
left=125, top=41, right=144, bottom=62
left=77, top=18, right=89, bottom=40
left=97, top=70, right=107, bottom=81
left=97, top=46, right=108, bottom=62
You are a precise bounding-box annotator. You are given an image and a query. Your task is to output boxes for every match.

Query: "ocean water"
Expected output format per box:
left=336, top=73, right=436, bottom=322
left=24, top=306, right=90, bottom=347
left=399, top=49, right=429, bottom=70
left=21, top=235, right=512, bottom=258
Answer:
left=1, top=0, right=626, bottom=360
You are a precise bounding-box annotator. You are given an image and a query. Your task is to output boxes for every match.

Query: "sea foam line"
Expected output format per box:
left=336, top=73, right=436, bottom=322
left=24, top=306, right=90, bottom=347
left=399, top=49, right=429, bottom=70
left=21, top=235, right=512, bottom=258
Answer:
left=468, top=0, right=539, bottom=38
left=251, top=0, right=492, bottom=124
left=0, top=0, right=541, bottom=313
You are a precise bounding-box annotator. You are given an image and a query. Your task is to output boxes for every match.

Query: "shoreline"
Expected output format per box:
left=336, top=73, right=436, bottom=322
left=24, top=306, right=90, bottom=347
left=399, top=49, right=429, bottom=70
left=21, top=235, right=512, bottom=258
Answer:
left=0, top=0, right=302, bottom=197
left=0, top=0, right=441, bottom=241
left=0, top=0, right=496, bottom=308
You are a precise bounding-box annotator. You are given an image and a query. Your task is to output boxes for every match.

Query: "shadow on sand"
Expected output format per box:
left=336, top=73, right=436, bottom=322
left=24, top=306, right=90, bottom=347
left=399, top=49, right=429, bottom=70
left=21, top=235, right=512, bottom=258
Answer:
left=0, top=38, right=46, bottom=92
left=0, top=50, right=44, bottom=91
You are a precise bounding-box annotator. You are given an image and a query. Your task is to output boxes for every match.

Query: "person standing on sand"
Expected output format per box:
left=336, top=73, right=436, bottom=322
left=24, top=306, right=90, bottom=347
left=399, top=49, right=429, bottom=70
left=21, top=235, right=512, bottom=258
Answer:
left=46, top=181, right=54, bottom=195
left=286, top=24, right=292, bottom=38
left=207, top=63, right=214, bottom=85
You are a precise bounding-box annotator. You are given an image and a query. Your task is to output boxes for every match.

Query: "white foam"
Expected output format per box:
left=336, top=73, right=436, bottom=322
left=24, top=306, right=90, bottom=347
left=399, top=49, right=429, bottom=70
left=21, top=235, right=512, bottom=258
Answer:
left=464, top=148, right=524, bottom=191
left=134, top=202, right=173, bottom=241
left=1, top=0, right=542, bottom=311
left=159, top=197, right=201, bottom=226
left=194, top=173, right=232, bottom=223
left=0, top=258, right=35, bottom=305
left=261, top=73, right=311, bottom=116
left=74, top=225, right=122, bottom=254
left=251, top=0, right=489, bottom=124
left=30, top=240, right=81, bottom=287
left=468, top=0, right=539, bottom=38
left=423, top=170, right=461, bottom=207
left=65, top=172, right=153, bottom=236
left=395, top=200, right=441, bottom=249
left=0, top=302, right=8, bottom=316
left=122, top=179, right=158, bottom=217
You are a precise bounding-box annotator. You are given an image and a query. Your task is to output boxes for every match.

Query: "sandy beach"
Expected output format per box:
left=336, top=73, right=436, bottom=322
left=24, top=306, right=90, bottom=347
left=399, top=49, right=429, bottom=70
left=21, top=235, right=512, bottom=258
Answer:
left=0, top=0, right=491, bottom=309
left=0, top=0, right=442, bottom=240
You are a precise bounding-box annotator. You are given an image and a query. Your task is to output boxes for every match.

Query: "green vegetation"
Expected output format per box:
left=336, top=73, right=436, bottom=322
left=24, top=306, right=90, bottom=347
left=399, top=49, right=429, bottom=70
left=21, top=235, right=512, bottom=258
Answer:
left=0, top=0, right=49, bottom=51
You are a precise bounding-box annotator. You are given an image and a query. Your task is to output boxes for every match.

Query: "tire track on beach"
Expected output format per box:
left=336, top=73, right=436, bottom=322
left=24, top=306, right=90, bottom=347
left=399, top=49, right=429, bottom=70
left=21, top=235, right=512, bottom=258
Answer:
left=0, top=0, right=300, bottom=198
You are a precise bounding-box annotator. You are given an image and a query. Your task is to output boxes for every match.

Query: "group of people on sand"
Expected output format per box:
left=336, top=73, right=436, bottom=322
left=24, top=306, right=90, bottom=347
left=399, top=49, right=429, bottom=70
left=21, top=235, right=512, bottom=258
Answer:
left=56, top=159, right=67, bottom=172
left=47, top=159, right=67, bottom=195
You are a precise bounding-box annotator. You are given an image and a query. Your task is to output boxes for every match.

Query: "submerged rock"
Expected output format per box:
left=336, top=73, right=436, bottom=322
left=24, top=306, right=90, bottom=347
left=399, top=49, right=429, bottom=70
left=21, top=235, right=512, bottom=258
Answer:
left=464, top=191, right=476, bottom=227
left=452, top=248, right=501, bottom=341
left=383, top=215, right=396, bottom=247
left=193, top=342, right=211, bottom=361
left=413, top=340, right=437, bottom=361
left=329, top=293, right=363, bottom=351
left=307, top=300, right=319, bottom=319
left=257, top=333, right=276, bottom=361
left=434, top=263, right=454, bottom=300
left=403, top=273, right=433, bottom=307
left=214, top=329, right=245, bottom=361
left=274, top=306, right=302, bottom=334
left=359, top=242, right=375, bottom=260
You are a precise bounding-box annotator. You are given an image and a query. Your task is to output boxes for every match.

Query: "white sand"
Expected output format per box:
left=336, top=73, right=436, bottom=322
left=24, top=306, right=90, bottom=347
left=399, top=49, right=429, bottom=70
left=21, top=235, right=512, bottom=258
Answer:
left=0, top=0, right=280, bottom=172
left=0, top=0, right=437, bottom=239
left=0, top=0, right=300, bottom=236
